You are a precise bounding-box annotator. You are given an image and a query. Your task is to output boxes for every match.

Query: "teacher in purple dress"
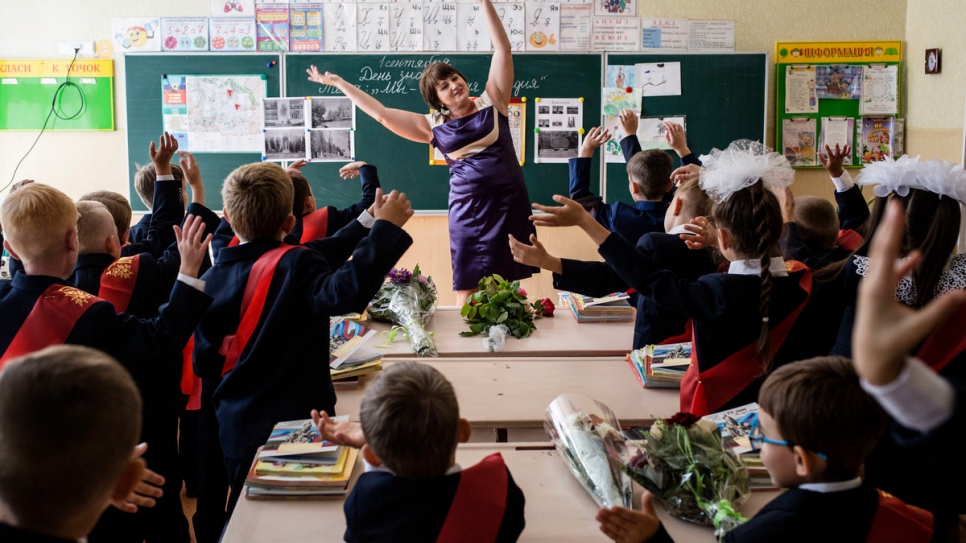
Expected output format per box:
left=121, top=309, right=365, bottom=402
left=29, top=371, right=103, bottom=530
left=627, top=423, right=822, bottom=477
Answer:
left=307, top=0, right=537, bottom=306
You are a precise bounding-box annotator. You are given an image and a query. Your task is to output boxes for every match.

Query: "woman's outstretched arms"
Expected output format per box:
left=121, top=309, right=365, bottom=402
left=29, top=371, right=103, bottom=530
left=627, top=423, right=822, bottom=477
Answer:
left=480, top=0, right=513, bottom=111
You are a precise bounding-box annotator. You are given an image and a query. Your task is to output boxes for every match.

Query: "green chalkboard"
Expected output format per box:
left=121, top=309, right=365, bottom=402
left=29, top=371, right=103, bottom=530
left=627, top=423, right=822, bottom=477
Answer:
left=124, top=54, right=282, bottom=212
left=285, top=53, right=602, bottom=211
left=604, top=54, right=767, bottom=206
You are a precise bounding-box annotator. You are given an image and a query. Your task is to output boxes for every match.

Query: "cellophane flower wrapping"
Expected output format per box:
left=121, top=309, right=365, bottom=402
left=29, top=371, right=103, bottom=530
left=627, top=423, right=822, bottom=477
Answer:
left=368, top=265, right=438, bottom=357
left=603, top=413, right=749, bottom=540
left=544, top=394, right=633, bottom=509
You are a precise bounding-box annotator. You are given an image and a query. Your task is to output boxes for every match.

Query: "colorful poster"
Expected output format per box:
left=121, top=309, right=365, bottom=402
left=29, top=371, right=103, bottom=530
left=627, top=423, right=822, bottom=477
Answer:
left=636, top=116, right=685, bottom=151
left=782, top=117, right=818, bottom=167
left=687, top=20, right=734, bottom=53
left=534, top=98, right=582, bottom=163
left=605, top=65, right=633, bottom=88
left=308, top=97, right=356, bottom=162
left=859, top=117, right=894, bottom=164
left=209, top=18, right=257, bottom=51
left=161, top=18, right=209, bottom=51
left=525, top=3, right=560, bottom=51
left=591, top=17, right=640, bottom=51
left=389, top=2, right=422, bottom=51
left=357, top=4, right=390, bottom=53
left=815, top=65, right=862, bottom=100
left=211, top=0, right=255, bottom=18
left=784, top=66, right=818, bottom=114
left=820, top=117, right=855, bottom=165
left=112, top=18, right=162, bottom=52
left=423, top=3, right=458, bottom=52
left=595, top=0, right=635, bottom=17
left=290, top=3, right=324, bottom=52
left=495, top=1, right=526, bottom=52
left=457, top=2, right=490, bottom=52
left=256, top=4, right=290, bottom=51
left=860, top=65, right=898, bottom=116
left=162, top=75, right=266, bottom=153
left=323, top=3, right=357, bottom=52
left=640, top=18, right=688, bottom=52
left=601, top=86, right=641, bottom=117
left=634, top=62, right=682, bottom=97
left=559, top=4, right=591, bottom=51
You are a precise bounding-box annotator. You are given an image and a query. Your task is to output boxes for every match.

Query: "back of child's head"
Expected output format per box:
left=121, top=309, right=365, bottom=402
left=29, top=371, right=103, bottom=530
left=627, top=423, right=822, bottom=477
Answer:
left=360, top=362, right=459, bottom=479
left=759, top=356, right=885, bottom=479
left=0, top=345, right=142, bottom=528
left=0, top=183, right=78, bottom=264
left=222, top=162, right=294, bottom=241
left=675, top=179, right=713, bottom=221
left=794, top=196, right=838, bottom=252
left=80, top=191, right=132, bottom=241
left=712, top=180, right=784, bottom=369
left=75, top=200, right=118, bottom=255
left=626, top=150, right=673, bottom=200
left=289, top=171, right=312, bottom=216
left=133, top=163, right=184, bottom=211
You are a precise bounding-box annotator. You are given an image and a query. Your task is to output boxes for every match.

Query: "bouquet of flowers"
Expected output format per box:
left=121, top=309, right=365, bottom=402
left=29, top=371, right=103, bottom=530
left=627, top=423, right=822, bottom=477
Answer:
left=459, top=274, right=554, bottom=343
left=368, top=265, right=438, bottom=357
left=544, top=394, right=633, bottom=509
left=604, top=412, right=749, bottom=539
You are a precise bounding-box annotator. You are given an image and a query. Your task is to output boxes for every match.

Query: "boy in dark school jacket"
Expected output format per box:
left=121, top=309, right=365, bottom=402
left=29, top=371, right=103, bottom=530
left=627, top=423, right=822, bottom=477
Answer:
left=312, top=362, right=525, bottom=543
left=192, top=162, right=414, bottom=516
left=618, top=111, right=704, bottom=168
left=598, top=356, right=938, bottom=543
left=0, top=346, right=147, bottom=543
left=130, top=148, right=206, bottom=244
left=510, top=179, right=717, bottom=349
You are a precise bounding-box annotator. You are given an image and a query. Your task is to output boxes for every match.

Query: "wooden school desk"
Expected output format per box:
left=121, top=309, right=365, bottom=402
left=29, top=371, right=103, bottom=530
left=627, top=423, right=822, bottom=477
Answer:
left=335, top=358, right=680, bottom=441
left=222, top=443, right=779, bottom=543
left=366, top=307, right=635, bottom=358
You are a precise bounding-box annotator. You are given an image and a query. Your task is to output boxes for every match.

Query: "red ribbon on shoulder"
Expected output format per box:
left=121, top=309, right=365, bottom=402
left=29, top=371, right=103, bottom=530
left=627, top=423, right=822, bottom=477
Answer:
left=680, top=261, right=813, bottom=416
left=299, top=208, right=329, bottom=243
left=837, top=229, right=864, bottom=252
left=0, top=285, right=100, bottom=369
left=865, top=489, right=933, bottom=543
left=915, top=303, right=966, bottom=374
left=98, top=255, right=141, bottom=313
left=218, top=244, right=300, bottom=376
left=436, top=453, right=509, bottom=543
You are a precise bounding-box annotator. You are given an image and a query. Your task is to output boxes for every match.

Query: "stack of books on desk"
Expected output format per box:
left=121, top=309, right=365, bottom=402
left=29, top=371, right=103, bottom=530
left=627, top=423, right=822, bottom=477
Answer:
left=626, top=342, right=691, bottom=388
left=330, top=318, right=383, bottom=389
left=558, top=291, right=634, bottom=323
left=245, top=418, right=359, bottom=499
left=702, top=403, right=776, bottom=491
left=330, top=348, right=383, bottom=389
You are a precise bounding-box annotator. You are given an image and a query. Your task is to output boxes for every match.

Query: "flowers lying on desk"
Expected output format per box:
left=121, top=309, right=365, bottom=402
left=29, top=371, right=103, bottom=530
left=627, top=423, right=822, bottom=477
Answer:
left=459, top=274, right=553, bottom=340
left=606, top=412, right=749, bottom=539
left=368, top=264, right=438, bottom=357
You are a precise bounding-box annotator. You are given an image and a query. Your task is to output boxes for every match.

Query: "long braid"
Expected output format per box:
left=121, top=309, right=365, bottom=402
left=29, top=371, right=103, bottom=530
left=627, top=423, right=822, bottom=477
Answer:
left=752, top=184, right=775, bottom=371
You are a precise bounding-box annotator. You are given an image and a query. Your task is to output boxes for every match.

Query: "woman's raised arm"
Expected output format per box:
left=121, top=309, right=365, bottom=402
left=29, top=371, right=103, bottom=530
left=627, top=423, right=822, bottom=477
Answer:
left=479, top=0, right=513, bottom=112
left=307, top=66, right=433, bottom=144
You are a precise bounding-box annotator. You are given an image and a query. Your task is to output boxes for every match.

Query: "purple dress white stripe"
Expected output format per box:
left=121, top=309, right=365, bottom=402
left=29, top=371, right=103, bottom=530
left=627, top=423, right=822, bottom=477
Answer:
left=427, top=92, right=538, bottom=290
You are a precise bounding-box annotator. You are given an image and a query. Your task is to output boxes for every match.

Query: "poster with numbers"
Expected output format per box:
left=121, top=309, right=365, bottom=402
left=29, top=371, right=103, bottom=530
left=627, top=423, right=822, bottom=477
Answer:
left=357, top=3, right=389, bottom=52
left=495, top=1, right=526, bottom=52
left=457, top=2, right=490, bottom=52
left=289, top=3, right=323, bottom=52
left=209, top=17, right=257, bottom=51
left=423, top=3, right=457, bottom=52
left=390, top=2, right=423, bottom=51
left=525, top=3, right=559, bottom=51
left=162, top=18, right=209, bottom=51
left=324, top=3, right=357, bottom=51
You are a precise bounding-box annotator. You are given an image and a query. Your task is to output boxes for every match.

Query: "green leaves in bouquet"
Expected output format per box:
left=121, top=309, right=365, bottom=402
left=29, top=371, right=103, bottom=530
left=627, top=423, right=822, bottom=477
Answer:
left=459, top=274, right=538, bottom=339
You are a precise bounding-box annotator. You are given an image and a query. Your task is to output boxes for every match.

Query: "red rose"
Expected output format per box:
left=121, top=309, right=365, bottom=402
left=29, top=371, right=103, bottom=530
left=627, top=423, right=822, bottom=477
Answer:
left=518, top=288, right=528, bottom=298
left=540, top=298, right=555, bottom=317
left=667, top=412, right=701, bottom=428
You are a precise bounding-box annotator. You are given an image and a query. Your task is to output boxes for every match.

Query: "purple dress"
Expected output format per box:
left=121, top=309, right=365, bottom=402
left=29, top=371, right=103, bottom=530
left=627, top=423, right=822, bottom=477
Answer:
left=428, top=93, right=538, bottom=291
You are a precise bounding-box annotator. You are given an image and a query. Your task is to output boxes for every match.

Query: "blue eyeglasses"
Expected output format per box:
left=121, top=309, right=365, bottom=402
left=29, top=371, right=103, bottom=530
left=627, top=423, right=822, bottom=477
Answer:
left=749, top=425, right=828, bottom=461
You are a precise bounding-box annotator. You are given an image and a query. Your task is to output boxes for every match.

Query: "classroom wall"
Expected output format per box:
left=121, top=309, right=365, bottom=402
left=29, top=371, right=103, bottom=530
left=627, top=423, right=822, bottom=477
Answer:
left=1, top=0, right=910, bottom=304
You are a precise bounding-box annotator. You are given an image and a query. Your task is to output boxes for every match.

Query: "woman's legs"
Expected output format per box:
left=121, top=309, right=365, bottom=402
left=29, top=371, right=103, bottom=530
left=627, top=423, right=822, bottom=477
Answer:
left=455, top=289, right=475, bottom=307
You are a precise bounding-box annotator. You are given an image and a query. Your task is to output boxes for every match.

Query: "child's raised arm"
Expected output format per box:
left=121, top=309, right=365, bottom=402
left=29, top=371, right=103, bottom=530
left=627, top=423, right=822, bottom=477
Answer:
left=148, top=132, right=178, bottom=177
left=663, top=121, right=691, bottom=159
left=177, top=150, right=205, bottom=206
left=579, top=126, right=611, bottom=158
left=508, top=233, right=562, bottom=274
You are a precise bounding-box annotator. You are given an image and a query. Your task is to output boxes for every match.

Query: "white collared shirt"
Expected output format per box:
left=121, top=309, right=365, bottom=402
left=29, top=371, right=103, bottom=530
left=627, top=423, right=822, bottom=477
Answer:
left=799, top=477, right=862, bottom=493
left=861, top=357, right=955, bottom=433
left=830, top=169, right=855, bottom=192
left=667, top=224, right=693, bottom=236
left=727, top=256, right=788, bottom=277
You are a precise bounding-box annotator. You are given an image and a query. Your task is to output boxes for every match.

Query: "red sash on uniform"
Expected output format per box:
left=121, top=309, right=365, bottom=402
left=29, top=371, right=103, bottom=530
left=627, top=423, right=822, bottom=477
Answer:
left=98, top=255, right=140, bottom=313
left=915, top=304, right=966, bottom=374
left=436, top=453, right=509, bottom=543
left=218, top=244, right=300, bottom=376
left=660, top=319, right=693, bottom=346
left=680, top=261, right=813, bottom=416
left=0, top=285, right=99, bottom=369
left=299, top=208, right=329, bottom=243
left=865, top=490, right=933, bottom=543
left=228, top=236, right=241, bottom=248
left=837, top=229, right=864, bottom=252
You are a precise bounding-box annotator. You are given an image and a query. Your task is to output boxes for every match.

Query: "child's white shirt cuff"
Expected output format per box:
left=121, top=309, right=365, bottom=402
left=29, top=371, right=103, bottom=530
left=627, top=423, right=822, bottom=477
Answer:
left=177, top=273, right=206, bottom=292
left=831, top=169, right=854, bottom=192
left=860, top=357, right=954, bottom=433
left=357, top=210, right=375, bottom=229
left=157, top=174, right=176, bottom=181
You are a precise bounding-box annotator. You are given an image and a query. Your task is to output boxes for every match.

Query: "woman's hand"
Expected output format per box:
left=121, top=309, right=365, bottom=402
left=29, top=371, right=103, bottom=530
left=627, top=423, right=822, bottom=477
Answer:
left=307, top=66, right=342, bottom=86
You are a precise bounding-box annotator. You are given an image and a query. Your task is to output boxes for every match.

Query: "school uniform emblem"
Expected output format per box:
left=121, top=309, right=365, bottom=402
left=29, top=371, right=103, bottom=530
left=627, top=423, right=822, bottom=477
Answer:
left=104, top=257, right=136, bottom=280
left=56, top=286, right=95, bottom=307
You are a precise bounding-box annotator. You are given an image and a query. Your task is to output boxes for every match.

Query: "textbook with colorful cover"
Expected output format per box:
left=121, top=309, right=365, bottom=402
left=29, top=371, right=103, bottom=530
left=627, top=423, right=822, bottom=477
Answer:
left=702, top=402, right=758, bottom=455
left=626, top=342, right=690, bottom=388
left=258, top=418, right=343, bottom=460
left=329, top=318, right=377, bottom=369
left=245, top=447, right=359, bottom=499
left=558, top=291, right=634, bottom=323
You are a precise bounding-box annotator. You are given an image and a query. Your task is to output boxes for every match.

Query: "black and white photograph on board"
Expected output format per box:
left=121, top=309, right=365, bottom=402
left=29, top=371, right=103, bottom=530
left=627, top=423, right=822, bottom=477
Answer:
left=263, top=128, right=307, bottom=161
left=534, top=130, right=580, bottom=163
left=309, top=129, right=353, bottom=161
left=310, top=97, right=355, bottom=129
left=263, top=98, right=306, bottom=128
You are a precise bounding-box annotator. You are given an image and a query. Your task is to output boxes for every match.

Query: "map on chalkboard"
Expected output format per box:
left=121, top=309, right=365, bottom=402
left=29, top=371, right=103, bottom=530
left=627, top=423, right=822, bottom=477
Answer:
left=162, top=74, right=266, bottom=153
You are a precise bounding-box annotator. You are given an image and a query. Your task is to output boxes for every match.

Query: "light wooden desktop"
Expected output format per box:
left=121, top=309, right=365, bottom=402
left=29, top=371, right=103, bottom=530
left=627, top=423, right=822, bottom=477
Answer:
left=223, top=443, right=777, bottom=543
left=367, top=307, right=635, bottom=358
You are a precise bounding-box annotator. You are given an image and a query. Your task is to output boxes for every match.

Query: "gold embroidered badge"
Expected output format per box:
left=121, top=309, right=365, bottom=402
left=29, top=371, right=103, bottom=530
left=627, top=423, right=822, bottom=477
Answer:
left=105, top=257, right=135, bottom=280
left=57, top=286, right=94, bottom=307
